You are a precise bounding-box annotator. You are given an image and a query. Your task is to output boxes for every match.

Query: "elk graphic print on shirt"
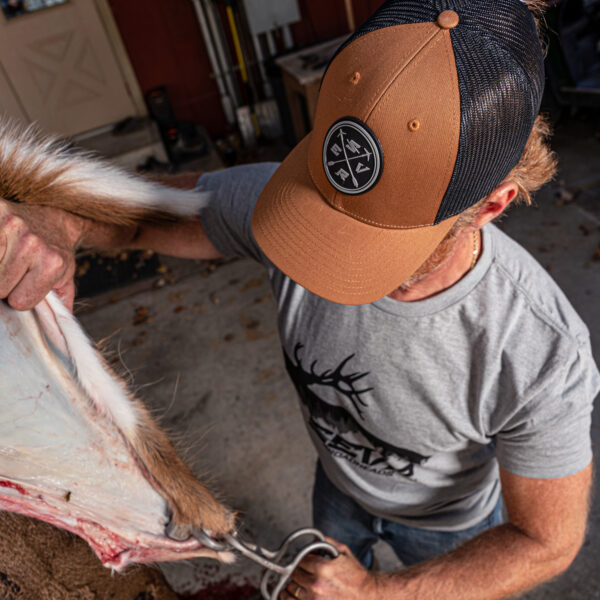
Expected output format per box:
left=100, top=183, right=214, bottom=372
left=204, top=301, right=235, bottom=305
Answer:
left=284, top=343, right=429, bottom=478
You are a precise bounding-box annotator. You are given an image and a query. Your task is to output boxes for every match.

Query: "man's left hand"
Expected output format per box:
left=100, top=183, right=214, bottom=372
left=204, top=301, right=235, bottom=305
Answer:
left=280, top=537, right=379, bottom=600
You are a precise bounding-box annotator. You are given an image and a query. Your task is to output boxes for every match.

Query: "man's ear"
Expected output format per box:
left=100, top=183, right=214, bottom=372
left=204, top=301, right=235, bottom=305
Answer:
left=473, top=182, right=519, bottom=228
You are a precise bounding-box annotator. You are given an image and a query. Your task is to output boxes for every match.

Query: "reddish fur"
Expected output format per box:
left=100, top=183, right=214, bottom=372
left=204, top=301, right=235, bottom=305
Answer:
left=96, top=355, right=233, bottom=537
left=130, top=404, right=233, bottom=534
left=0, top=119, right=204, bottom=225
left=0, top=144, right=166, bottom=226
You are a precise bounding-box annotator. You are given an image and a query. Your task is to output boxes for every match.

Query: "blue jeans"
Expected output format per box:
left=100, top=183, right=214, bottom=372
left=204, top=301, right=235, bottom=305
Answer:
left=312, top=462, right=504, bottom=568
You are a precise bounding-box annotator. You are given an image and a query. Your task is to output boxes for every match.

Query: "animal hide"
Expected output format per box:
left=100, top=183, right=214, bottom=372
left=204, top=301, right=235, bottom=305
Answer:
left=0, top=118, right=234, bottom=570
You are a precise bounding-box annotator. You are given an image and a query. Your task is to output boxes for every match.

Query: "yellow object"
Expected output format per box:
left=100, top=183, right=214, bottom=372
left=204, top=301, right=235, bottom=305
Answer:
left=226, top=5, right=248, bottom=83
left=226, top=3, right=260, bottom=138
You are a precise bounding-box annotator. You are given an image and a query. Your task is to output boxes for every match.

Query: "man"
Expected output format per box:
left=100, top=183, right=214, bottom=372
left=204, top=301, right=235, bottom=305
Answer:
left=0, top=1, right=598, bottom=599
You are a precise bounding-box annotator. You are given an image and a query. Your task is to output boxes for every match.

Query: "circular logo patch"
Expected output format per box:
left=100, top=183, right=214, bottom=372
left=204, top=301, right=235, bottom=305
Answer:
left=322, top=118, right=383, bottom=195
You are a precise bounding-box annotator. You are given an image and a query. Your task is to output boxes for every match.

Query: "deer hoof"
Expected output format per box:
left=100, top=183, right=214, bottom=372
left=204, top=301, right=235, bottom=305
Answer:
left=165, top=517, right=192, bottom=541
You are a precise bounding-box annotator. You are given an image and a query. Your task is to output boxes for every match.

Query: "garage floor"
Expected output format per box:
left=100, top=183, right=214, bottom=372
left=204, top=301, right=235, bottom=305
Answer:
left=77, top=113, right=600, bottom=599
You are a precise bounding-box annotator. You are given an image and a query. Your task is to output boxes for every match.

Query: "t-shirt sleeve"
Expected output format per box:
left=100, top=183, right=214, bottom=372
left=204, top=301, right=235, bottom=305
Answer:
left=495, top=337, right=599, bottom=479
left=196, top=162, right=280, bottom=263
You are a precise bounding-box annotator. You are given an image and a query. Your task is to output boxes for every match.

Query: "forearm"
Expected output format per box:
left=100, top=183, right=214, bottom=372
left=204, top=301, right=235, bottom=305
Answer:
left=76, top=215, right=221, bottom=259
left=78, top=218, right=138, bottom=251
left=74, top=173, right=220, bottom=259
left=126, top=220, right=222, bottom=259
left=375, top=523, right=576, bottom=600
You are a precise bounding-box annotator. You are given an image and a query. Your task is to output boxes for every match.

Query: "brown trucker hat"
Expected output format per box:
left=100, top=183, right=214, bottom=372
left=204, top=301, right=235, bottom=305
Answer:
left=252, top=0, right=544, bottom=305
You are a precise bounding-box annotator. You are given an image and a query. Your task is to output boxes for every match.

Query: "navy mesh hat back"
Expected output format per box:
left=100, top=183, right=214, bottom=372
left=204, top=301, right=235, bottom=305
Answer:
left=329, top=0, right=545, bottom=224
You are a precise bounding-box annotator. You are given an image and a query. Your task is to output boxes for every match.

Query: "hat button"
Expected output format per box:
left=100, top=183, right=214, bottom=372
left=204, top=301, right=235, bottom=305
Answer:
left=437, top=10, right=459, bottom=30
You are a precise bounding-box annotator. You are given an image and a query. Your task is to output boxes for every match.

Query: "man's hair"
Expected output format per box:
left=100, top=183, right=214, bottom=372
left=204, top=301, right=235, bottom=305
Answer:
left=452, top=114, right=558, bottom=232
left=397, top=114, right=557, bottom=290
left=525, top=0, right=553, bottom=17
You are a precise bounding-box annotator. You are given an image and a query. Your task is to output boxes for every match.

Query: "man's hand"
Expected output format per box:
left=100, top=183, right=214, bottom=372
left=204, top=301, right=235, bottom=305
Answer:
left=0, top=201, right=84, bottom=311
left=281, top=538, right=379, bottom=600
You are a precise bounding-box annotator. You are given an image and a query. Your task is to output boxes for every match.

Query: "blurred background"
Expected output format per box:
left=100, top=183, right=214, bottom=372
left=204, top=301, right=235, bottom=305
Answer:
left=0, top=1, right=599, bottom=598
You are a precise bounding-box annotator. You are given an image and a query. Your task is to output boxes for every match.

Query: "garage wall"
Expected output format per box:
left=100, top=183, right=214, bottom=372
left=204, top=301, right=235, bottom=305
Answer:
left=107, top=0, right=386, bottom=139
left=291, top=0, right=386, bottom=45
left=107, top=0, right=228, bottom=138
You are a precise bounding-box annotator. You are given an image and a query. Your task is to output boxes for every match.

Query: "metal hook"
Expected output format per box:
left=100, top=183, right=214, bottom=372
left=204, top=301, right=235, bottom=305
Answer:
left=194, top=529, right=231, bottom=553
left=256, top=529, right=339, bottom=600
left=195, top=528, right=339, bottom=600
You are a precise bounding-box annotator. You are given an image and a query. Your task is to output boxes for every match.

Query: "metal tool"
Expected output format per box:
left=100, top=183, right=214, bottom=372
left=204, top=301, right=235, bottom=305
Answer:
left=197, top=528, right=339, bottom=600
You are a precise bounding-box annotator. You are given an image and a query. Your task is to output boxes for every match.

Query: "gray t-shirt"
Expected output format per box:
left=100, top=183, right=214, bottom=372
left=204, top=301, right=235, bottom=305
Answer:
left=197, top=163, right=599, bottom=531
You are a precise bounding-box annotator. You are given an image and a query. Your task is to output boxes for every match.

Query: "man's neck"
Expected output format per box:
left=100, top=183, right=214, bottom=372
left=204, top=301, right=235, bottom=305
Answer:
left=387, top=230, right=481, bottom=303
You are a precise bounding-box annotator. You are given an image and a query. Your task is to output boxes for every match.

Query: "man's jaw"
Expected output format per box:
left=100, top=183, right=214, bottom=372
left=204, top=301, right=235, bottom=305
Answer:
left=395, top=231, right=464, bottom=293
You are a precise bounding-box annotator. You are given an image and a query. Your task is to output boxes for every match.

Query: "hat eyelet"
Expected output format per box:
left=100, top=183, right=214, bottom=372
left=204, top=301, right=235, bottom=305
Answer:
left=408, top=119, right=421, bottom=132
left=350, top=71, right=361, bottom=85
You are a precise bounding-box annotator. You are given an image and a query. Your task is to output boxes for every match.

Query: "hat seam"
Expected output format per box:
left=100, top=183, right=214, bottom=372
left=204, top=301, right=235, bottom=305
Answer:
left=327, top=207, right=436, bottom=230
left=254, top=175, right=457, bottom=299
left=282, top=175, right=435, bottom=245
left=285, top=143, right=441, bottom=233
left=364, top=26, right=442, bottom=124
left=434, top=30, right=462, bottom=219
left=361, top=26, right=439, bottom=124
left=434, top=27, right=541, bottom=223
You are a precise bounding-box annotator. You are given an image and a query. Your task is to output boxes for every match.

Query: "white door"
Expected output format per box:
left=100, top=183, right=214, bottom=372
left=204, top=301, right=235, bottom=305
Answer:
left=0, top=63, right=27, bottom=121
left=0, top=0, right=139, bottom=136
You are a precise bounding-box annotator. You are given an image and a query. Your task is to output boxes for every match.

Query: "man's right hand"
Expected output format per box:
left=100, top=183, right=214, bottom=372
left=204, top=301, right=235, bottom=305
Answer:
left=0, top=201, right=82, bottom=312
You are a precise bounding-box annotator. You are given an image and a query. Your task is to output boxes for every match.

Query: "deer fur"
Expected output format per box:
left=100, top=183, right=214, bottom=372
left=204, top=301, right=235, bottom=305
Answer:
left=0, top=117, right=211, bottom=224
left=0, top=117, right=231, bottom=538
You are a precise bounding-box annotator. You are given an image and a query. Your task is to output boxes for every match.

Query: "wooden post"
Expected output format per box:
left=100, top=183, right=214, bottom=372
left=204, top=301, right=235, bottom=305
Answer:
left=344, top=0, right=355, bottom=31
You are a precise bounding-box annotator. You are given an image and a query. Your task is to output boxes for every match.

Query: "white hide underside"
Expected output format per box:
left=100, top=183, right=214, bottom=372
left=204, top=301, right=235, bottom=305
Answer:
left=0, top=301, right=168, bottom=542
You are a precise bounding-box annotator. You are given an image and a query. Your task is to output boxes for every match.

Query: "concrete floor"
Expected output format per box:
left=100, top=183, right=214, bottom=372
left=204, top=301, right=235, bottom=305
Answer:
left=77, top=112, right=600, bottom=598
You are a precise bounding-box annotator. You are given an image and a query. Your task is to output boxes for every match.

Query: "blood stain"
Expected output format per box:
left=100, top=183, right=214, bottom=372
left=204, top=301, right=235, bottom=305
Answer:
left=180, top=577, right=259, bottom=600
left=0, top=480, right=26, bottom=495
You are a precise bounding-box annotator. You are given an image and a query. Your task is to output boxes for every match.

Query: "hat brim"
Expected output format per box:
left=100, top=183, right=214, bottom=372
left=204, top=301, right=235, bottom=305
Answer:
left=252, top=135, right=458, bottom=305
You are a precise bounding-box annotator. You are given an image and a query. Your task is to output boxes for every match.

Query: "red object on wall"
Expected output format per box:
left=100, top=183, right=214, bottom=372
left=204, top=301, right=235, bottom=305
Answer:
left=353, top=0, right=387, bottom=29
left=107, top=0, right=229, bottom=138
left=107, top=0, right=387, bottom=140
left=291, top=0, right=387, bottom=46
